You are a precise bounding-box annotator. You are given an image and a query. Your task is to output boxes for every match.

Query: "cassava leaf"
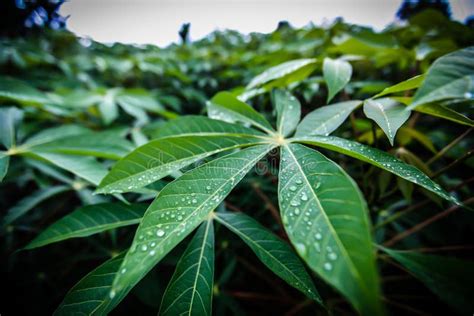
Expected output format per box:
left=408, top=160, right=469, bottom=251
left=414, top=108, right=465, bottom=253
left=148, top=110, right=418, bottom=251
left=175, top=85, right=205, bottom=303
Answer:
left=24, top=203, right=147, bottom=249
left=208, top=92, right=274, bottom=133
left=272, top=89, right=301, bottom=137
left=415, top=103, right=474, bottom=126
left=215, top=211, right=321, bottom=303
left=409, top=46, right=474, bottom=109
left=150, top=116, right=265, bottom=139
left=159, top=220, right=215, bottom=316
left=0, top=153, right=9, bottom=181
left=323, top=57, right=352, bottom=102
left=295, top=100, right=361, bottom=137
left=0, top=77, right=50, bottom=104
left=293, top=135, right=458, bottom=203
left=382, top=248, right=474, bottom=315
left=54, top=253, right=129, bottom=316
left=373, top=74, right=425, bottom=98
left=278, top=144, right=382, bottom=315
left=363, top=98, right=411, bottom=145
left=108, top=144, right=273, bottom=299
left=247, top=58, right=317, bottom=89
left=0, top=107, right=23, bottom=149
left=97, top=135, right=267, bottom=194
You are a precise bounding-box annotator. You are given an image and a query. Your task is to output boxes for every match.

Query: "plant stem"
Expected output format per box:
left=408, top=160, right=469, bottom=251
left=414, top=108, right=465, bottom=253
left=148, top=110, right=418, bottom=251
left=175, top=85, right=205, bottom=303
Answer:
left=427, top=127, right=472, bottom=166
left=432, top=149, right=473, bottom=178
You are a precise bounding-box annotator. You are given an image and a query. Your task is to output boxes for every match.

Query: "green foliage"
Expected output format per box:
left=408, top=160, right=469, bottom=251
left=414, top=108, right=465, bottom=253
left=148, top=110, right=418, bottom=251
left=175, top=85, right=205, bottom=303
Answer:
left=1, top=10, right=473, bottom=316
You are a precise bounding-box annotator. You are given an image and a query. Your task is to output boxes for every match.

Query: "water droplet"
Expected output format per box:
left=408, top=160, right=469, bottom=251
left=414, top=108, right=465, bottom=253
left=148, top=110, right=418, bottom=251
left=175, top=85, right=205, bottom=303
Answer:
left=141, top=245, right=148, bottom=251
left=109, top=290, right=116, bottom=299
left=150, top=250, right=156, bottom=256
left=206, top=186, right=211, bottom=190
left=121, top=268, right=127, bottom=274
left=323, top=262, right=333, bottom=271
left=295, top=243, right=307, bottom=256
left=328, top=252, right=338, bottom=260
left=294, top=208, right=300, bottom=215
left=290, top=200, right=300, bottom=207
left=289, top=186, right=297, bottom=191
left=192, top=198, right=197, bottom=204
left=151, top=242, right=156, bottom=247
left=315, top=233, right=322, bottom=240
left=295, top=179, right=303, bottom=185
left=301, top=192, right=308, bottom=201
left=156, top=229, right=165, bottom=237
left=177, top=215, right=183, bottom=220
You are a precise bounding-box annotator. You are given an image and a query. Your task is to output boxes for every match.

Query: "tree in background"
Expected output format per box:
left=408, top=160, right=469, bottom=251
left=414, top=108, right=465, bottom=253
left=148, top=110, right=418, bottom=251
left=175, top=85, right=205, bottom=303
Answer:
left=0, top=0, right=67, bottom=37
left=397, top=0, right=451, bottom=20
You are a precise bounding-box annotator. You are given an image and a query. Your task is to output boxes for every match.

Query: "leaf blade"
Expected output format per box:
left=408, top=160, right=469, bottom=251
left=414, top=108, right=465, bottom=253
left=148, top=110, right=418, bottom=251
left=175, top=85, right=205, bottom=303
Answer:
left=215, top=211, right=321, bottom=303
left=323, top=58, right=352, bottom=102
left=278, top=144, right=382, bottom=315
left=273, top=89, right=301, bottom=137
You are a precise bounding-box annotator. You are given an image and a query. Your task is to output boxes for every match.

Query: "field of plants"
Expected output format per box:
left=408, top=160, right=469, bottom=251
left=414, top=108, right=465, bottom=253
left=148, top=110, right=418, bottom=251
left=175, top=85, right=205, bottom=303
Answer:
left=1, top=8, right=473, bottom=316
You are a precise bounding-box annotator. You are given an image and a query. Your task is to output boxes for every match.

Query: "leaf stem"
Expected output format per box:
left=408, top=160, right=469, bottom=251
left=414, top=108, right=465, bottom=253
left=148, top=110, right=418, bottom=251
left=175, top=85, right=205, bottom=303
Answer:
left=426, top=127, right=472, bottom=166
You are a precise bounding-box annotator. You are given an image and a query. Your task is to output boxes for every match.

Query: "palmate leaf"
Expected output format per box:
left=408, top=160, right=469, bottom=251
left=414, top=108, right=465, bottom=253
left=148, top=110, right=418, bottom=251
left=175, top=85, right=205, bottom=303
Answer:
left=1, top=185, right=70, bottom=228
left=159, top=219, right=214, bottom=316
left=150, top=116, right=265, bottom=139
left=54, top=253, right=129, bottom=316
left=108, top=144, right=274, bottom=300
left=246, top=58, right=317, bottom=90
left=278, top=144, right=382, bottom=315
left=409, top=46, right=474, bottom=109
left=272, top=89, right=301, bottom=137
left=323, top=57, right=353, bottom=102
left=215, top=211, right=321, bottom=303
left=294, top=135, right=458, bottom=203
left=208, top=92, right=274, bottom=133
left=382, top=248, right=474, bottom=315
left=24, top=203, right=147, bottom=249
left=97, top=135, right=267, bottom=194
left=295, top=100, right=361, bottom=137
left=363, top=98, right=411, bottom=145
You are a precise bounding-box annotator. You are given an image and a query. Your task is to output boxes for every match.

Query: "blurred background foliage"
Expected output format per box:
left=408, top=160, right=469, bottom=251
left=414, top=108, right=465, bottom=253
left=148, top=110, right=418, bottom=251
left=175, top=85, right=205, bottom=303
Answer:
left=1, top=0, right=473, bottom=315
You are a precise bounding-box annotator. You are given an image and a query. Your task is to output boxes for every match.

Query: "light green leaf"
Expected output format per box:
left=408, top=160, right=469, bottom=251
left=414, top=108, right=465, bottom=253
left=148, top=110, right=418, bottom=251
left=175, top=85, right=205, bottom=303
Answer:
left=24, top=203, right=147, bottom=249
left=54, top=253, right=129, bottom=316
left=208, top=92, right=274, bottom=133
left=293, top=135, right=458, bottom=203
left=278, top=144, right=382, bottom=315
left=373, top=74, right=425, bottom=98
left=30, top=131, right=134, bottom=160
left=295, top=100, right=361, bottom=137
left=247, top=58, right=317, bottom=89
left=109, top=144, right=273, bottom=298
left=97, top=135, right=266, bottom=194
left=272, top=89, right=301, bottom=137
left=151, top=116, right=265, bottom=139
left=215, top=211, right=321, bottom=303
left=1, top=185, right=70, bottom=228
left=363, top=98, right=411, bottom=145
left=159, top=220, right=215, bottom=316
left=0, top=107, right=23, bottom=149
left=30, top=152, right=107, bottom=185
left=382, top=248, right=474, bottom=315
left=98, top=91, right=119, bottom=125
left=323, top=58, right=352, bottom=102
left=0, top=77, right=50, bottom=104
left=397, top=127, right=436, bottom=153
left=415, top=103, right=474, bottom=126
left=23, top=125, right=90, bottom=147
left=409, top=46, right=474, bottom=109
left=0, top=153, right=9, bottom=181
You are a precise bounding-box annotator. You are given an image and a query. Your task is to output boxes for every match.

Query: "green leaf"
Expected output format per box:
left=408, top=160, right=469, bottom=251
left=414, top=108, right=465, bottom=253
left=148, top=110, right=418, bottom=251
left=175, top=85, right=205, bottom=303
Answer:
left=323, top=58, right=352, bottom=102
left=159, top=220, right=215, bottom=316
left=29, top=152, right=107, bottom=185
left=278, top=144, right=382, bottom=315
left=295, top=101, right=361, bottom=137
left=397, top=127, right=436, bottom=153
left=98, top=91, right=119, bottom=125
left=0, top=107, right=23, bottom=149
left=382, top=248, right=474, bottom=315
left=247, top=58, right=317, bottom=90
left=151, top=116, right=265, bottom=139
left=109, top=144, right=273, bottom=298
left=0, top=153, right=9, bottom=181
left=272, top=89, right=301, bottom=137
left=97, top=135, right=266, bottom=194
left=1, top=185, right=70, bottom=228
left=409, top=46, right=474, bottom=109
left=23, top=125, right=90, bottom=147
left=54, top=253, right=129, bottom=316
left=215, top=211, right=321, bottom=303
left=363, top=98, right=411, bottom=145
left=373, top=74, right=425, bottom=98
left=415, top=103, right=474, bottom=126
left=208, top=92, right=274, bottom=133
left=30, top=131, right=134, bottom=160
left=24, top=203, right=147, bottom=250
left=0, top=77, right=50, bottom=104
left=293, top=135, right=458, bottom=204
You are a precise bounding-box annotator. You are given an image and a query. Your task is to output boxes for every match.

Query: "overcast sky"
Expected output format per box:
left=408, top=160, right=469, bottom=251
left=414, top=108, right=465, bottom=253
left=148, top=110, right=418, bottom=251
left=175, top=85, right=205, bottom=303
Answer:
left=60, top=0, right=474, bottom=47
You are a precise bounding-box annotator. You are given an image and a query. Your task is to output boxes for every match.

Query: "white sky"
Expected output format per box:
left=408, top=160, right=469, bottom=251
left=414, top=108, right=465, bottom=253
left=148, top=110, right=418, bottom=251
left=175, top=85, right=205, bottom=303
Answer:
left=61, top=0, right=474, bottom=47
